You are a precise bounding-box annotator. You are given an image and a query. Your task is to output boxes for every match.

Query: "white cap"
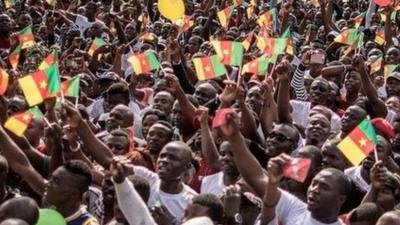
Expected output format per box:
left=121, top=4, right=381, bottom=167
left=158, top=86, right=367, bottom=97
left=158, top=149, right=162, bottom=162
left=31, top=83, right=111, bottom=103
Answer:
left=182, top=217, right=214, bottom=225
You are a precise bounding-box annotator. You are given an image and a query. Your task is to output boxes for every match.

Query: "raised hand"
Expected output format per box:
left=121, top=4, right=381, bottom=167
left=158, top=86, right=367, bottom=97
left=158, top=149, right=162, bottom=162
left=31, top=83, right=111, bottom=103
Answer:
left=218, top=110, right=240, bottom=138
left=352, top=54, right=365, bottom=70
left=267, top=153, right=291, bottom=184
left=223, top=185, right=242, bottom=218
left=274, top=61, right=292, bottom=82
left=63, top=101, right=83, bottom=129
left=219, top=80, right=238, bottom=106
left=164, top=73, right=181, bottom=94
left=196, top=106, right=209, bottom=125
left=370, top=160, right=389, bottom=189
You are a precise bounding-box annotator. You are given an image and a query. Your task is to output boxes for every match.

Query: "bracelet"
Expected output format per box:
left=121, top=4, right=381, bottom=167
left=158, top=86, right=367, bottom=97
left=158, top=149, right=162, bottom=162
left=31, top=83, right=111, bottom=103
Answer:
left=69, top=142, right=81, bottom=152
left=263, top=197, right=280, bottom=208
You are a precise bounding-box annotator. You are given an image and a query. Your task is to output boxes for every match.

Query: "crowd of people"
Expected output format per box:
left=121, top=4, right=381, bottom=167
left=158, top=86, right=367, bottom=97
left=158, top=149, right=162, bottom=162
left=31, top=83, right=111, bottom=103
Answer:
left=0, top=0, right=399, bottom=224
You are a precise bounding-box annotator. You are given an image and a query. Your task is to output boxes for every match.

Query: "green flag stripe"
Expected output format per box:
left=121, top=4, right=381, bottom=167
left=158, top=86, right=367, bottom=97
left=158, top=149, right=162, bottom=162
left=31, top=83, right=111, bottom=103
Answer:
left=44, top=65, right=61, bottom=94
left=93, top=38, right=106, bottom=46
left=359, top=119, right=378, bottom=144
left=144, top=51, right=160, bottom=70
left=257, top=56, right=269, bottom=75
left=28, top=107, right=43, bottom=118
left=210, top=55, right=227, bottom=77
left=68, top=77, right=80, bottom=97
left=231, top=42, right=244, bottom=66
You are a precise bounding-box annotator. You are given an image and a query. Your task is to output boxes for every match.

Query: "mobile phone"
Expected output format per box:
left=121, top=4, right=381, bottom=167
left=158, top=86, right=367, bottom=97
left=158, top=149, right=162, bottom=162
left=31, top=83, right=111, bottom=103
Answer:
left=310, top=53, right=325, bottom=65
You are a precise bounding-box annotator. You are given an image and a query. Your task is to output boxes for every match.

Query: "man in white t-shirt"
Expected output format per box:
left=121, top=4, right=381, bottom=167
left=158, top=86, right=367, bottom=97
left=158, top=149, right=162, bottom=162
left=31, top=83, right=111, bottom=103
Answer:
left=200, top=141, right=240, bottom=196
left=257, top=154, right=351, bottom=225
left=132, top=141, right=198, bottom=220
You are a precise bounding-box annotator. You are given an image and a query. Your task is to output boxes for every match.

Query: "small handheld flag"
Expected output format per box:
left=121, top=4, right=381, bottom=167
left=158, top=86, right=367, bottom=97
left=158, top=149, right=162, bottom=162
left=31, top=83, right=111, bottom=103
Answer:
left=212, top=108, right=234, bottom=128
left=283, top=157, right=312, bottom=183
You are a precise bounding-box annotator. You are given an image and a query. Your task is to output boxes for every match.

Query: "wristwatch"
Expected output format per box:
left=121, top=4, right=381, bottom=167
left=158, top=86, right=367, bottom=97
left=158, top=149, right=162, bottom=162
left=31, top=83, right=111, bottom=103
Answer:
left=227, top=213, right=242, bottom=225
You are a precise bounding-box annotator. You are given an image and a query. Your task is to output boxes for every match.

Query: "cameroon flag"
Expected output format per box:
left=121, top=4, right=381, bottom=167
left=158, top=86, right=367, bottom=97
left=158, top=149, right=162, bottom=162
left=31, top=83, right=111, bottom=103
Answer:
left=19, top=26, right=35, bottom=49
left=256, top=36, right=287, bottom=56
left=257, top=8, right=277, bottom=29
left=337, top=119, right=378, bottom=166
left=211, top=41, right=244, bottom=66
left=88, top=38, right=107, bottom=56
left=242, top=33, right=254, bottom=51
left=18, top=64, right=61, bottom=106
left=246, top=6, right=255, bottom=19
left=241, top=55, right=273, bottom=75
left=192, top=55, right=227, bottom=80
left=375, top=31, right=385, bottom=45
left=4, top=107, right=43, bottom=136
left=138, top=14, right=150, bottom=26
left=384, top=64, right=399, bottom=82
left=39, top=49, right=58, bottom=71
left=9, top=44, right=21, bottom=70
left=46, top=0, right=56, bottom=6
left=61, top=76, right=80, bottom=98
left=352, top=12, right=366, bottom=28
left=233, top=0, right=241, bottom=6
left=369, top=55, right=383, bottom=75
left=0, top=68, right=9, bottom=95
left=4, top=0, right=16, bottom=8
left=127, top=51, right=160, bottom=75
left=217, top=5, right=234, bottom=27
left=334, top=28, right=359, bottom=45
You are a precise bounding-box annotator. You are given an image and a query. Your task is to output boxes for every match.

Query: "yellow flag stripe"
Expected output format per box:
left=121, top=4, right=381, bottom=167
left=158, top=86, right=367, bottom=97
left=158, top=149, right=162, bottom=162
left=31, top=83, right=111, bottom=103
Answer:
left=4, top=117, right=28, bottom=136
left=337, top=137, right=367, bottom=166
left=18, top=75, right=43, bottom=106
left=217, top=12, right=228, bottom=27
left=193, top=58, right=205, bottom=80
left=128, top=56, right=143, bottom=75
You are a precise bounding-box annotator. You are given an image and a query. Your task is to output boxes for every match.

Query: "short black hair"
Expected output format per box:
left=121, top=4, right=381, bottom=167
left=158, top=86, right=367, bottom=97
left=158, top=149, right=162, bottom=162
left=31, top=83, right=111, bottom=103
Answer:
left=109, top=129, right=129, bottom=139
left=192, top=194, right=224, bottom=223
left=63, top=160, right=92, bottom=194
left=323, top=167, right=352, bottom=197
left=348, top=203, right=384, bottom=224
left=153, top=121, right=174, bottom=139
left=142, top=109, right=167, bottom=122
left=106, top=83, right=130, bottom=100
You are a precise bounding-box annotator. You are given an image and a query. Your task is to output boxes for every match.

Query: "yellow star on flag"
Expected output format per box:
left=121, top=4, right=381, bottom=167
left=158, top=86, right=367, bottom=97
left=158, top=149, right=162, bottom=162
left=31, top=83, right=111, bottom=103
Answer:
left=22, top=114, right=31, bottom=122
left=39, top=80, right=47, bottom=89
left=223, top=50, right=229, bottom=55
left=205, top=66, right=211, bottom=72
left=359, top=138, right=367, bottom=147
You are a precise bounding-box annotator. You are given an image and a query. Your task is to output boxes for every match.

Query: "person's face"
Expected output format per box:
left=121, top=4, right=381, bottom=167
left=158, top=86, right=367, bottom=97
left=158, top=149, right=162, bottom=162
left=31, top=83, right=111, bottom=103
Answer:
left=105, top=135, right=129, bottom=155
left=305, top=115, right=330, bottom=145
left=101, top=176, right=115, bottom=205
left=37, top=26, right=47, bottom=41
left=386, top=97, right=400, bottom=113
left=363, top=136, right=390, bottom=170
left=309, top=80, right=330, bottom=106
left=142, top=114, right=159, bottom=138
left=193, top=84, right=215, bottom=106
left=314, top=12, right=323, bottom=27
left=245, top=86, right=262, bottom=114
left=106, top=93, right=129, bottom=112
left=153, top=92, right=173, bottom=114
left=377, top=187, right=397, bottom=211
left=343, top=7, right=352, bottom=20
left=172, top=101, right=183, bottom=129
left=146, top=124, right=171, bottom=155
left=385, top=48, right=400, bottom=65
left=307, top=170, right=344, bottom=215
left=18, top=14, right=31, bottom=29
left=391, top=121, right=400, bottom=153
left=371, top=13, right=381, bottom=26
left=265, top=125, right=297, bottom=157
left=161, top=24, right=171, bottom=37
left=0, top=14, right=11, bottom=34
left=386, top=78, right=400, bottom=98
left=344, top=70, right=361, bottom=93
left=322, top=143, right=349, bottom=171
left=187, top=37, right=200, bottom=54
left=182, top=203, right=210, bottom=224
left=88, top=23, right=103, bottom=38
left=25, top=118, right=43, bottom=146
left=157, top=144, right=187, bottom=180
left=218, top=142, right=238, bottom=176
left=153, top=23, right=162, bottom=35
left=124, top=24, right=136, bottom=39
left=86, top=3, right=97, bottom=16
left=341, top=106, right=365, bottom=135
left=43, top=167, right=78, bottom=206
left=106, top=107, right=129, bottom=131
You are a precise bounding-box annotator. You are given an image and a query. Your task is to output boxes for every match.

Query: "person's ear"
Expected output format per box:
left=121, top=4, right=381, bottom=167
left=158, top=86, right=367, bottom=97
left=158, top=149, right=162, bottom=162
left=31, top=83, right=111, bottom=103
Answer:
left=338, top=194, right=346, bottom=206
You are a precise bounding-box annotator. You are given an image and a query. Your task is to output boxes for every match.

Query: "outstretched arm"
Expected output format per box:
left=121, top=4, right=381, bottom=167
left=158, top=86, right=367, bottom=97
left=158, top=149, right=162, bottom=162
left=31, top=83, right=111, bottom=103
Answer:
left=0, top=125, right=46, bottom=195
left=276, top=61, right=293, bottom=124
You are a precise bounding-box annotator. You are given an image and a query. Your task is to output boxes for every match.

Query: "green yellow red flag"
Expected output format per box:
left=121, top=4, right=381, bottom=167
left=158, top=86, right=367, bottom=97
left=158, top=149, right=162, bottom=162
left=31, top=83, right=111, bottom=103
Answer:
left=337, top=119, right=378, bottom=166
left=127, top=51, right=160, bottom=75
left=192, top=55, right=227, bottom=80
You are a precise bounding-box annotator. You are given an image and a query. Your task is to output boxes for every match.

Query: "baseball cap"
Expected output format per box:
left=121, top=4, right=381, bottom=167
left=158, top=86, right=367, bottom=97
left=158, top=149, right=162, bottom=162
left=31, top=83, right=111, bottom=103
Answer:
left=387, top=72, right=400, bottom=82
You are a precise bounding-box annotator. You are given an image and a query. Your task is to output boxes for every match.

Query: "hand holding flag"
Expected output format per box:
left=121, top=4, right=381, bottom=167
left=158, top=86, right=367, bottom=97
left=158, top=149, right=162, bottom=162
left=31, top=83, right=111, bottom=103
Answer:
left=212, top=108, right=234, bottom=128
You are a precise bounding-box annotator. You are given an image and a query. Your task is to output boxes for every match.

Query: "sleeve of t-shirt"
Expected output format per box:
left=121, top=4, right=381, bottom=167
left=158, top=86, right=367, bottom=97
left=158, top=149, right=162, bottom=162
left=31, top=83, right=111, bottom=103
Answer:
left=386, top=110, right=396, bottom=125
left=273, top=190, right=307, bottom=225
left=133, top=166, right=159, bottom=188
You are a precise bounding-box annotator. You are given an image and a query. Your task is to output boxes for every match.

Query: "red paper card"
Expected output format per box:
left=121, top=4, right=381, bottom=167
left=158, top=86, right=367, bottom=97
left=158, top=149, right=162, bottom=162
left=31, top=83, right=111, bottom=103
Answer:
left=283, top=158, right=312, bottom=183
left=212, top=108, right=234, bottom=128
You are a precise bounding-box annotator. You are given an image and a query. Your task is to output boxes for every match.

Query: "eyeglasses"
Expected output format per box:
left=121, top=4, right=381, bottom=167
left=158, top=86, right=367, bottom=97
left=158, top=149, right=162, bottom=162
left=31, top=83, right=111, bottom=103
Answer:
left=268, top=132, right=293, bottom=143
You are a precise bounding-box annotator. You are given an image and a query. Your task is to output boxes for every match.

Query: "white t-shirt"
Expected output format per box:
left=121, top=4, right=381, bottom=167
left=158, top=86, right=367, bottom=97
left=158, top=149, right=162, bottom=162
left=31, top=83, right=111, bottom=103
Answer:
left=290, top=100, right=341, bottom=133
left=200, top=172, right=225, bottom=197
left=255, top=190, right=344, bottom=225
left=133, top=166, right=198, bottom=220
left=75, top=14, right=106, bottom=37
left=345, top=166, right=369, bottom=192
